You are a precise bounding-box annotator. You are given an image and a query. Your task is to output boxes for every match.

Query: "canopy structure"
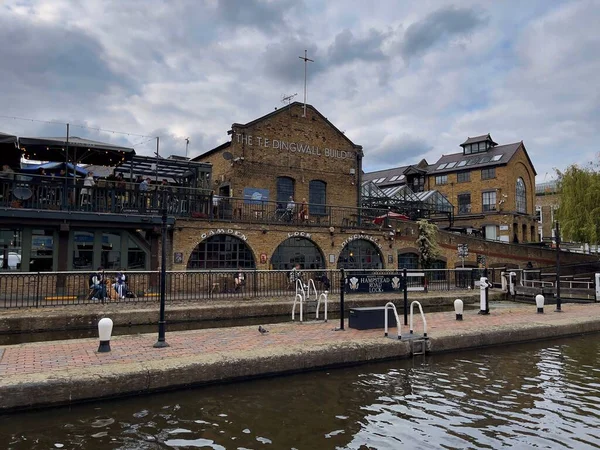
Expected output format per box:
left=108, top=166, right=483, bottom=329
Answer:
left=0, top=132, right=22, bottom=168
left=19, top=136, right=135, bottom=166
left=115, top=155, right=212, bottom=191
left=361, top=180, right=454, bottom=225
left=20, top=161, right=88, bottom=177
left=373, top=211, right=410, bottom=225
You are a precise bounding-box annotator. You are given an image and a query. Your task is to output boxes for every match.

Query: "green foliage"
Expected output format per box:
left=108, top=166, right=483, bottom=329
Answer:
left=416, top=219, right=440, bottom=269
left=556, top=165, right=600, bottom=244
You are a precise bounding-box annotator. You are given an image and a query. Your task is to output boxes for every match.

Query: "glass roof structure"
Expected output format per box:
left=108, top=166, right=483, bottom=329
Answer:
left=361, top=181, right=454, bottom=224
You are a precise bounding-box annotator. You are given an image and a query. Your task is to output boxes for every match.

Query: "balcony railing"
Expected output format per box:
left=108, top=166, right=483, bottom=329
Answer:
left=0, top=175, right=411, bottom=230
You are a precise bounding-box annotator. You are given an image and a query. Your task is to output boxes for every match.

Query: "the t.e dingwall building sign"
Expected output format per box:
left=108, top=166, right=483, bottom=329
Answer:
left=236, top=133, right=354, bottom=160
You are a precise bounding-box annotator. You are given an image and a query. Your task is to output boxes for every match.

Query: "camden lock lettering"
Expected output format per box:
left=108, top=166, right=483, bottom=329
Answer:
left=341, top=235, right=382, bottom=249
left=287, top=231, right=312, bottom=239
left=236, top=134, right=353, bottom=160
left=201, top=229, right=248, bottom=241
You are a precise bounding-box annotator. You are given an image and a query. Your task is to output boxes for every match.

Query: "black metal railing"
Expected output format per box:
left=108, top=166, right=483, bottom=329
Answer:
left=0, top=175, right=414, bottom=230
left=0, top=268, right=505, bottom=309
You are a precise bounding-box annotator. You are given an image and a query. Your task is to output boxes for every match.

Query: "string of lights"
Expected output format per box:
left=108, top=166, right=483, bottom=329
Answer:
left=0, top=114, right=155, bottom=139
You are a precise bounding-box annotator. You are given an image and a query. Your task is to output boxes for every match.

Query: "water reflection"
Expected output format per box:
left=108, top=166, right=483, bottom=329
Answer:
left=1, top=335, right=599, bottom=449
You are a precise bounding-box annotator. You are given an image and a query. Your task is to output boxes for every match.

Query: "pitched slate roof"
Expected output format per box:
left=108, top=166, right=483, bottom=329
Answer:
left=428, top=142, right=524, bottom=175
left=362, top=165, right=410, bottom=184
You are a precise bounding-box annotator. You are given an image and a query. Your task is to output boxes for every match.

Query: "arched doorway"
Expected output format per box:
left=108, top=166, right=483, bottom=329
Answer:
left=271, top=237, right=324, bottom=270
left=337, top=239, right=383, bottom=270
left=187, top=234, right=256, bottom=269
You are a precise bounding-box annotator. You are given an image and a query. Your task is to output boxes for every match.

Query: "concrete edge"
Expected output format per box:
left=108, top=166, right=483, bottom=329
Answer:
left=2, top=313, right=597, bottom=413
left=0, top=339, right=410, bottom=412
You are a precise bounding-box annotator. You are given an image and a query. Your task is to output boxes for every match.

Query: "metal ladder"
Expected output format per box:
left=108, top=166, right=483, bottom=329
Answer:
left=383, top=301, right=428, bottom=356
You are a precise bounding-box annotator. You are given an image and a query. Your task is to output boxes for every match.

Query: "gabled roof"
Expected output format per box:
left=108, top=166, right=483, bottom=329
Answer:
left=460, top=133, right=498, bottom=147
left=195, top=102, right=362, bottom=159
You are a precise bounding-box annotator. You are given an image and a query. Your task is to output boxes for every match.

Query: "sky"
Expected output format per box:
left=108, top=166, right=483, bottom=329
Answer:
left=1, top=0, right=599, bottom=183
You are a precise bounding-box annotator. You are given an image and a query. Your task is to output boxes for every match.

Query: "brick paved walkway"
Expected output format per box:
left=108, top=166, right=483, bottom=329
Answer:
left=1, top=302, right=598, bottom=378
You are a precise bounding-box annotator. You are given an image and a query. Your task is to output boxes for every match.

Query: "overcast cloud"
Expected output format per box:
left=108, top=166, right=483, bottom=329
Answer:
left=1, top=0, right=598, bottom=181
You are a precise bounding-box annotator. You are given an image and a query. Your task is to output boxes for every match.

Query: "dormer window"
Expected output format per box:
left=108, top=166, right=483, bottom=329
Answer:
left=460, top=134, right=498, bottom=155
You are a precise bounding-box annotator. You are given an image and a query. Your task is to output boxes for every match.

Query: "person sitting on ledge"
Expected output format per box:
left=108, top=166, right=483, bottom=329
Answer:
left=234, top=266, right=246, bottom=291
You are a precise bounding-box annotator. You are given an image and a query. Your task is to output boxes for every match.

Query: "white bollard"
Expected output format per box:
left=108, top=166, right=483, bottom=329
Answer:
left=97, top=317, right=113, bottom=353
left=478, top=277, right=490, bottom=315
left=535, top=294, right=545, bottom=314
left=454, top=299, right=464, bottom=321
left=509, top=272, right=516, bottom=297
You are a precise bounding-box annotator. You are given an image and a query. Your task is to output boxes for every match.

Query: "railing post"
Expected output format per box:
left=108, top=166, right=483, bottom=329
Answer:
left=403, top=267, right=408, bottom=326
left=35, top=272, right=41, bottom=308
left=253, top=268, right=258, bottom=298
left=339, top=268, right=345, bottom=330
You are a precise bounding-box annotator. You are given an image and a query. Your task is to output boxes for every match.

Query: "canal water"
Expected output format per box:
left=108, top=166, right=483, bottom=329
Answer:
left=1, top=334, right=599, bottom=449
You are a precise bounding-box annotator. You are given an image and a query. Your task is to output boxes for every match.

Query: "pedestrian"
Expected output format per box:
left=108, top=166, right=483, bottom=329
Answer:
left=80, top=171, right=95, bottom=206
left=90, top=266, right=107, bottom=300
left=298, top=197, right=308, bottom=222
left=112, top=268, right=127, bottom=299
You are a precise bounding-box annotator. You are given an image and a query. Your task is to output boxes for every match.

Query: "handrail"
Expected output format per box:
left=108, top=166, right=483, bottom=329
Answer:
left=292, top=293, right=304, bottom=322
left=409, top=301, right=427, bottom=337
left=306, top=278, right=318, bottom=301
left=384, top=301, right=402, bottom=340
left=316, top=291, right=328, bottom=322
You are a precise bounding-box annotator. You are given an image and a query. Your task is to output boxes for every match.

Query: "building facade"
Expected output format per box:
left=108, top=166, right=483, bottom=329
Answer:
left=365, top=134, right=538, bottom=244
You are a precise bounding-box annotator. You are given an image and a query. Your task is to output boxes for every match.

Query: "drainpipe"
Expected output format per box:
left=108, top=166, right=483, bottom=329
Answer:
left=356, top=147, right=363, bottom=208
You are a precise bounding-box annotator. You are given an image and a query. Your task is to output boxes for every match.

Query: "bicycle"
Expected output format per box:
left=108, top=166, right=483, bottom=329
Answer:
left=272, top=207, right=294, bottom=222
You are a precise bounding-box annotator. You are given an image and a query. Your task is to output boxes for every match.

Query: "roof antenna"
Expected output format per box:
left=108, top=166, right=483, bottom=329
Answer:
left=298, top=49, right=314, bottom=117
left=185, top=137, right=190, bottom=159
left=281, top=93, right=297, bottom=106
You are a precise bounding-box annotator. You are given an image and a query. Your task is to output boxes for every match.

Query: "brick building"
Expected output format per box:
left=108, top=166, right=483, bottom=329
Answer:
left=535, top=180, right=559, bottom=243
left=193, top=102, right=363, bottom=210
left=365, top=134, right=538, bottom=244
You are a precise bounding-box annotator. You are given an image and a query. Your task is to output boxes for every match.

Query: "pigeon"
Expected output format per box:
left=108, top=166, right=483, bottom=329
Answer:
left=258, top=325, right=269, bottom=334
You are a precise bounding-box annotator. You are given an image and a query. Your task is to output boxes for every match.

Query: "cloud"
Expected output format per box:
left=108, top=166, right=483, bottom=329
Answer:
left=214, top=0, right=299, bottom=32
left=262, top=39, right=323, bottom=84
left=0, top=0, right=598, bottom=184
left=328, top=28, right=391, bottom=65
left=400, top=5, right=488, bottom=61
left=367, top=134, right=433, bottom=170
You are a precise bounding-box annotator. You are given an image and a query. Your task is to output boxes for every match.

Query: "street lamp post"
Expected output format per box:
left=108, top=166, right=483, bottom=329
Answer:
left=154, top=192, right=169, bottom=348
left=555, top=221, right=562, bottom=312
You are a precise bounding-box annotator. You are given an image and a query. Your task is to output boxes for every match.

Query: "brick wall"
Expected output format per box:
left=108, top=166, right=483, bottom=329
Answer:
left=195, top=103, right=362, bottom=208
left=432, top=145, right=538, bottom=243
left=170, top=219, right=594, bottom=272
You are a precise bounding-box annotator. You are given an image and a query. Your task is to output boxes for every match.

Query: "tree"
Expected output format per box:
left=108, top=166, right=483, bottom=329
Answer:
left=416, top=219, right=440, bottom=269
left=555, top=165, right=600, bottom=244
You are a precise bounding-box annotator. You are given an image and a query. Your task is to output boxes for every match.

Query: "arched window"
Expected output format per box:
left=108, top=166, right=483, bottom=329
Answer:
left=271, top=237, right=324, bottom=271
left=276, top=177, right=295, bottom=208
left=309, top=180, right=327, bottom=215
left=398, top=252, right=419, bottom=270
left=187, top=235, right=255, bottom=269
left=516, top=177, right=526, bottom=213
left=337, top=240, right=383, bottom=269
